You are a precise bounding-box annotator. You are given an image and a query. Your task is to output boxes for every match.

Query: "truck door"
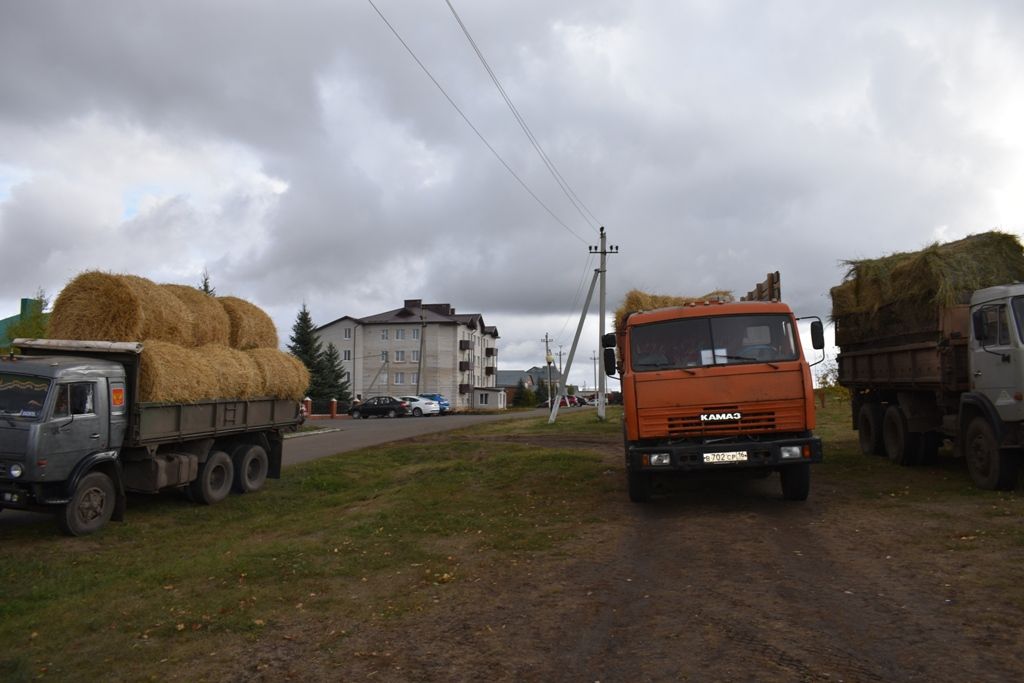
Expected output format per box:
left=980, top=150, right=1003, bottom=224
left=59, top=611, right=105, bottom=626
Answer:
left=46, top=381, right=109, bottom=480
left=971, top=302, right=1018, bottom=421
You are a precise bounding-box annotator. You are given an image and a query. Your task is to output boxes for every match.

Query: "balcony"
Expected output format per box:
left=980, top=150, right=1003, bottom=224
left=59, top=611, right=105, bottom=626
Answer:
left=458, top=383, right=472, bottom=394
left=459, top=360, right=474, bottom=372
left=485, top=347, right=497, bottom=357
left=484, top=367, right=495, bottom=376
left=459, top=339, right=475, bottom=351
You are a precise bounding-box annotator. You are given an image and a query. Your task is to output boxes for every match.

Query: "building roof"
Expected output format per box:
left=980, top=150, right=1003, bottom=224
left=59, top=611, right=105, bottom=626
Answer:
left=318, top=299, right=499, bottom=337
left=495, top=370, right=534, bottom=388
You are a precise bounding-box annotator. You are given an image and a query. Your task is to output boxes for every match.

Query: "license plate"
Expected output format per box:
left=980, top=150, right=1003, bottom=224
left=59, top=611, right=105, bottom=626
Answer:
left=703, top=451, right=748, bottom=463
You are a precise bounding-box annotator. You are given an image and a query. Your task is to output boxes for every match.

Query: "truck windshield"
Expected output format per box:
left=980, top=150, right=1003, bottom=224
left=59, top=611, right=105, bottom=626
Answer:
left=0, top=372, right=51, bottom=420
left=631, top=314, right=798, bottom=371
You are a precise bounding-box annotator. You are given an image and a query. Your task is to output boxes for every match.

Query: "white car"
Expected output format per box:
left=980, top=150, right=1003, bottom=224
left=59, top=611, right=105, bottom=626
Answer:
left=401, top=395, right=440, bottom=417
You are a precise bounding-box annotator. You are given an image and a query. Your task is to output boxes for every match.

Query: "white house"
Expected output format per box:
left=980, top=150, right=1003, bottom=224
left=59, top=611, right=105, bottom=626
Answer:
left=316, top=299, right=504, bottom=411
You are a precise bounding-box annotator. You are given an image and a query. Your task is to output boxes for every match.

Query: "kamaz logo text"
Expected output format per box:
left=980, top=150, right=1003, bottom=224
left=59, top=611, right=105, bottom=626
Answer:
left=700, top=412, right=741, bottom=421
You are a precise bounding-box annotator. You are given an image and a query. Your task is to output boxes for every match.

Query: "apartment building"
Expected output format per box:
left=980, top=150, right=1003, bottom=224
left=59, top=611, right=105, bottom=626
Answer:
left=316, top=299, right=503, bottom=411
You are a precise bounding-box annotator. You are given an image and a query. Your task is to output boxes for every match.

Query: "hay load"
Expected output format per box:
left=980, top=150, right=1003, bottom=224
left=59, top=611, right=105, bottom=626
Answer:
left=161, top=284, right=231, bottom=347
left=246, top=348, right=311, bottom=401
left=615, top=289, right=734, bottom=331
left=51, top=270, right=306, bottom=403
left=830, top=231, right=1024, bottom=345
left=218, top=296, right=279, bottom=350
left=49, top=272, right=195, bottom=344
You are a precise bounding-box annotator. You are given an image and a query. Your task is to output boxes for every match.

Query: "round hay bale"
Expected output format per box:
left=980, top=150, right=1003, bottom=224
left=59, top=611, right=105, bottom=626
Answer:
left=199, top=344, right=262, bottom=399
left=139, top=340, right=221, bottom=403
left=615, top=289, right=734, bottom=331
left=218, top=296, right=279, bottom=350
left=162, top=284, right=231, bottom=347
left=246, top=348, right=310, bottom=400
left=49, top=271, right=194, bottom=344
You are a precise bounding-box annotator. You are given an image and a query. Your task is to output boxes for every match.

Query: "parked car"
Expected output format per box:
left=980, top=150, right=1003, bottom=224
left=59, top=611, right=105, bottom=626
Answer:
left=418, top=393, right=451, bottom=414
left=536, top=396, right=572, bottom=408
left=349, top=396, right=409, bottom=419
left=401, top=395, right=440, bottom=417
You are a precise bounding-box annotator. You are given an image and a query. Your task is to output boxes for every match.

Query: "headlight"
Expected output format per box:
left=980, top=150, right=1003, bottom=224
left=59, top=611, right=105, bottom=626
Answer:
left=649, top=453, right=671, bottom=466
left=780, top=446, right=802, bottom=460
left=9, top=463, right=23, bottom=478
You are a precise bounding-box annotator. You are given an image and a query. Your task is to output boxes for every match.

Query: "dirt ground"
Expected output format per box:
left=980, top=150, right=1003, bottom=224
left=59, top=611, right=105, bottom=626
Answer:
left=227, top=433, right=1024, bottom=682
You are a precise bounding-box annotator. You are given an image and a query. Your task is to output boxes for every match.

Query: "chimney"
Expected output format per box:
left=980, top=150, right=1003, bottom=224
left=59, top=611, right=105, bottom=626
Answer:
left=404, top=299, right=422, bottom=309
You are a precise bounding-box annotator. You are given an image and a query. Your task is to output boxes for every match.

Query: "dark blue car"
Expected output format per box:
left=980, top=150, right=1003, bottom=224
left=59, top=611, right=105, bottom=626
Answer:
left=418, top=393, right=451, bottom=414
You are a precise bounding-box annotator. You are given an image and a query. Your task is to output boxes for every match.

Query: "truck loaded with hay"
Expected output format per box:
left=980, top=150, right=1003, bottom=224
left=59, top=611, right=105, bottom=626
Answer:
left=832, top=231, right=1024, bottom=490
left=0, top=272, right=308, bottom=535
left=602, top=273, right=826, bottom=502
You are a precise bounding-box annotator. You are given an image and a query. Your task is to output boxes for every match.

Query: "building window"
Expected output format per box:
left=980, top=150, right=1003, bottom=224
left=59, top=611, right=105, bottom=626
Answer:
left=381, top=351, right=388, bottom=362
left=380, top=329, right=389, bottom=340
left=396, top=329, right=406, bottom=340
left=343, top=349, right=351, bottom=361
left=395, top=372, right=405, bottom=385
left=478, top=393, right=489, bottom=405
left=411, top=350, right=420, bottom=362
left=395, top=350, right=405, bottom=362
left=344, top=327, right=352, bottom=340
left=412, top=328, right=420, bottom=340
left=411, top=372, right=419, bottom=385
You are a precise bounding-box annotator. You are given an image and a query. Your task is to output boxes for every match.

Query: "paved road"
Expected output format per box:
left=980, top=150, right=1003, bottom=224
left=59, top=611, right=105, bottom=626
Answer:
left=1, top=409, right=553, bottom=532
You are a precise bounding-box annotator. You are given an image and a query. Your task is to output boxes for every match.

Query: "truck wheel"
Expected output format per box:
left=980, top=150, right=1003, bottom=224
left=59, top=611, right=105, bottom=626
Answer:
left=232, top=445, right=269, bottom=494
left=883, top=405, right=920, bottom=466
left=188, top=450, right=234, bottom=505
left=780, top=463, right=810, bottom=501
left=857, top=403, right=884, bottom=456
left=965, top=417, right=1018, bottom=490
left=59, top=471, right=116, bottom=536
left=627, top=468, right=652, bottom=503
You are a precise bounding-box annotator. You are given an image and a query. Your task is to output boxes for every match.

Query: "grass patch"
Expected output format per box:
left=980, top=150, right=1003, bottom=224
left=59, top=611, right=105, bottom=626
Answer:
left=0, top=410, right=616, bottom=681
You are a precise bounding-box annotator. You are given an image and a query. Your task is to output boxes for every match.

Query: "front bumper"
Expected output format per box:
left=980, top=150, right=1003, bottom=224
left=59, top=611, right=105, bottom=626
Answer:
left=628, top=435, right=823, bottom=472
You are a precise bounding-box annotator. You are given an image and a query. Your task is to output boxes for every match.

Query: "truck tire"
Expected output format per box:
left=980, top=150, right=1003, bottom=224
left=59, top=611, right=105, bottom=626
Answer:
left=232, top=444, right=269, bottom=494
left=627, top=468, right=652, bottom=503
left=59, top=471, right=116, bottom=536
left=883, top=405, right=920, bottom=466
left=780, top=463, right=810, bottom=501
left=188, top=450, right=234, bottom=505
left=857, top=403, right=884, bottom=456
left=965, top=417, right=1018, bottom=490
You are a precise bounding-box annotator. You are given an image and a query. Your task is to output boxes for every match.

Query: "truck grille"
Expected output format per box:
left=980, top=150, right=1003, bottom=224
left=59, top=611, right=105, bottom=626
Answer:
left=642, top=402, right=806, bottom=439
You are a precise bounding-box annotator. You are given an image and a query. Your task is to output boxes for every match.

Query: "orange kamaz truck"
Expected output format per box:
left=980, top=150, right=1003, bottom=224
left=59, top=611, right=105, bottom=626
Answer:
left=602, top=274, right=825, bottom=502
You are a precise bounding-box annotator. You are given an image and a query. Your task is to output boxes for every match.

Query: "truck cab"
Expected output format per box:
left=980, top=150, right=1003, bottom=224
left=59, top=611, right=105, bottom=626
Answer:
left=606, top=300, right=825, bottom=502
left=970, top=283, right=1024, bottom=427
left=1, top=354, right=127, bottom=521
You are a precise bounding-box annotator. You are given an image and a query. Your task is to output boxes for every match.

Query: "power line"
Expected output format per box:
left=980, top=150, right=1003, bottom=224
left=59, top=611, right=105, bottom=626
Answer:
left=444, top=0, right=601, bottom=232
left=366, top=0, right=588, bottom=244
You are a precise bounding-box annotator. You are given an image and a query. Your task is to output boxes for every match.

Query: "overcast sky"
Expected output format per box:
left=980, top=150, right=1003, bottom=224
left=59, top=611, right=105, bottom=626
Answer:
left=2, top=1, right=1023, bottom=392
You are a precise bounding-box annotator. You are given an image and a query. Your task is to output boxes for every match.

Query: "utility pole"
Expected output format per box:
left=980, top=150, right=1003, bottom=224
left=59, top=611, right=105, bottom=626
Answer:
left=589, top=226, right=618, bottom=420
left=542, top=333, right=554, bottom=408
left=590, top=350, right=598, bottom=397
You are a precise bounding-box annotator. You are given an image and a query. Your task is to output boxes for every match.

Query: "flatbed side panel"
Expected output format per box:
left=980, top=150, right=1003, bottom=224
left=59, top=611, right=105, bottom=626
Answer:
left=838, top=339, right=968, bottom=392
left=132, top=398, right=298, bottom=446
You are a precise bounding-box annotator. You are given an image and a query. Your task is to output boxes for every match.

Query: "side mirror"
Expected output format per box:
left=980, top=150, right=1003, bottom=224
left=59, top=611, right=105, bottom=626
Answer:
left=810, top=320, right=825, bottom=350
left=601, top=332, right=617, bottom=348
left=603, top=348, right=617, bottom=376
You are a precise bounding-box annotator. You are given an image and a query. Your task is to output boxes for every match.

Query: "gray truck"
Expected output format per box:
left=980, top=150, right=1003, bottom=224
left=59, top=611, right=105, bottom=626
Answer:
left=0, top=339, right=300, bottom=535
left=837, top=284, right=1024, bottom=490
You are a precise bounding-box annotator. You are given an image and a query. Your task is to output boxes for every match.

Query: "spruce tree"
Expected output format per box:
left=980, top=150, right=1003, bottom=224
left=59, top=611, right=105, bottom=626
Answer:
left=197, top=268, right=216, bottom=296
left=317, top=343, right=352, bottom=404
left=288, top=304, right=324, bottom=397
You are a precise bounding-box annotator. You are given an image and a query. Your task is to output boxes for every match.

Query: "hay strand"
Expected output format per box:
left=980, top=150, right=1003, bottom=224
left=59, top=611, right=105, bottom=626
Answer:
left=246, top=348, right=310, bottom=400
left=615, top=289, right=734, bottom=331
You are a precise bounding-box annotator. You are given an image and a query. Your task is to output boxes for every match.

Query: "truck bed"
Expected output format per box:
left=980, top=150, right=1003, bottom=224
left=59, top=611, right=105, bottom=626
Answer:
left=837, top=304, right=970, bottom=392
left=132, top=398, right=298, bottom=447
